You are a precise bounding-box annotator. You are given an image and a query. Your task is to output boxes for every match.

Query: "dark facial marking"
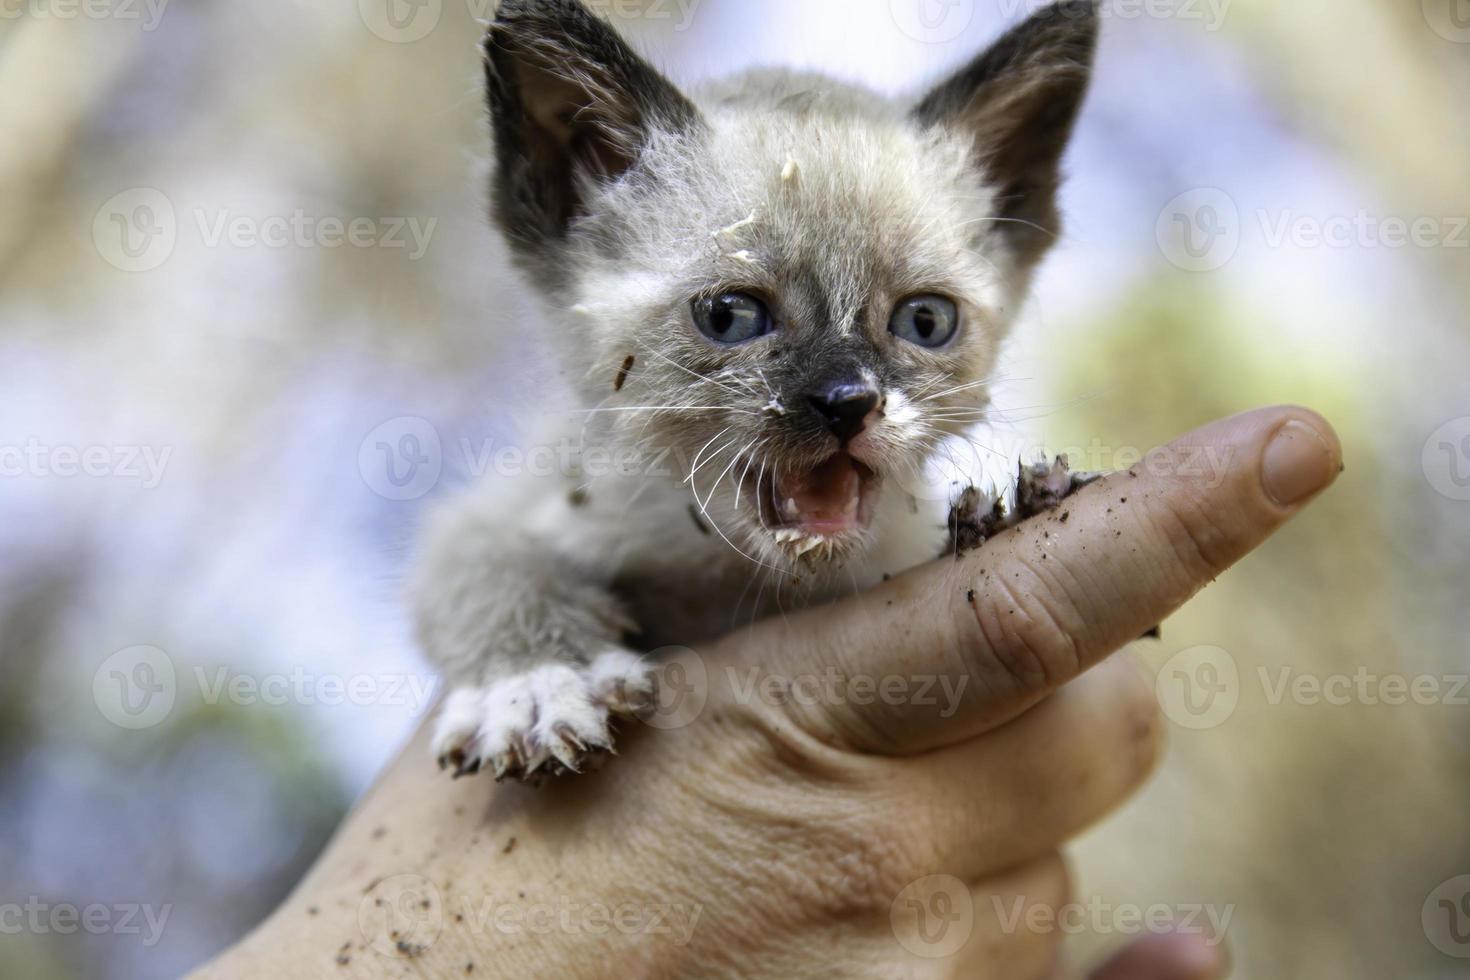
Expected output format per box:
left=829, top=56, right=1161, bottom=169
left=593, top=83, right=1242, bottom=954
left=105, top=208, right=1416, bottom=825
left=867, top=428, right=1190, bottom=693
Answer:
left=911, top=0, right=1098, bottom=265
left=484, top=0, right=706, bottom=277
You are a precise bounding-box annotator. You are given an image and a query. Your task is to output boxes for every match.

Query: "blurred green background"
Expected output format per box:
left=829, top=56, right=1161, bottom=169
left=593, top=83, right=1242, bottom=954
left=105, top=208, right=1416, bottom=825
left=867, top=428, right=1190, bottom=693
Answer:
left=1, top=1, right=1467, bottom=977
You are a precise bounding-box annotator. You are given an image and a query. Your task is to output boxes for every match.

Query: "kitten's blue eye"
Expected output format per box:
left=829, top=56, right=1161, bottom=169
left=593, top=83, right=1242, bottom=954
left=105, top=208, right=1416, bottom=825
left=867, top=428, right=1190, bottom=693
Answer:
left=692, top=293, right=772, bottom=344
left=889, top=295, right=959, bottom=348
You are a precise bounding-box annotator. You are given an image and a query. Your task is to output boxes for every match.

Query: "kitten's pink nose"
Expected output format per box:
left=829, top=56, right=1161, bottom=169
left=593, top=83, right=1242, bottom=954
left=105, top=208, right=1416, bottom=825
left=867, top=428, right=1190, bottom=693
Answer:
left=807, top=382, right=880, bottom=443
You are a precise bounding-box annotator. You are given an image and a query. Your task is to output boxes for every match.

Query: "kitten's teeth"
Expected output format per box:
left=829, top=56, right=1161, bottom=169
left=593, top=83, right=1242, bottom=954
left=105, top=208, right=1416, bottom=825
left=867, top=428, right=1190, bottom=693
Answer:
left=794, top=535, right=824, bottom=558
left=774, top=528, right=802, bottom=544
left=783, top=498, right=800, bottom=519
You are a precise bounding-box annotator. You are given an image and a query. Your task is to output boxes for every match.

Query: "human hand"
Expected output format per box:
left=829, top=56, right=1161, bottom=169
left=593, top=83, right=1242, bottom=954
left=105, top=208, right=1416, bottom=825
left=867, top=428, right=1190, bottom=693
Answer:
left=203, top=406, right=1340, bottom=979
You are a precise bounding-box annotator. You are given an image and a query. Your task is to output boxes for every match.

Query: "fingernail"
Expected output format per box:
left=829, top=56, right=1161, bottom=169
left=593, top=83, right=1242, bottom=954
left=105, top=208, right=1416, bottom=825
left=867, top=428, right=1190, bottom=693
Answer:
left=1262, top=420, right=1337, bottom=506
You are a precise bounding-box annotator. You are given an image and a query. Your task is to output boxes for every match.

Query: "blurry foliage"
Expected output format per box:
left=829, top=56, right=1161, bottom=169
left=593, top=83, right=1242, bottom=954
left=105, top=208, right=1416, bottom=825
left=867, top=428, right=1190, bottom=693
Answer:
left=1055, top=279, right=1359, bottom=446
left=0, top=558, right=349, bottom=980
left=1053, top=278, right=1469, bottom=979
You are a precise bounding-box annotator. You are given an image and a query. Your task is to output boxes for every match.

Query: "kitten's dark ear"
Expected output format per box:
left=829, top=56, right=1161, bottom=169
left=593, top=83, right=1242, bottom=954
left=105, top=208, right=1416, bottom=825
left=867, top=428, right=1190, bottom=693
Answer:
left=485, top=0, right=703, bottom=264
left=912, top=0, right=1098, bottom=266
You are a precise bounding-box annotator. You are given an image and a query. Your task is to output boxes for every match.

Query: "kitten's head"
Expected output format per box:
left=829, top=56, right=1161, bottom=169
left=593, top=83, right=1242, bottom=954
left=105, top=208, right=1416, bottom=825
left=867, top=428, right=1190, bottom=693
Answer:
left=485, top=0, right=1097, bottom=571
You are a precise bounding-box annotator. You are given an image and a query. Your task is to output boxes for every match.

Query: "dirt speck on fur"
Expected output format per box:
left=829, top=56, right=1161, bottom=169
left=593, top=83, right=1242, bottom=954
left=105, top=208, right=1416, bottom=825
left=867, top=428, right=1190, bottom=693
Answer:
left=614, top=354, right=635, bottom=391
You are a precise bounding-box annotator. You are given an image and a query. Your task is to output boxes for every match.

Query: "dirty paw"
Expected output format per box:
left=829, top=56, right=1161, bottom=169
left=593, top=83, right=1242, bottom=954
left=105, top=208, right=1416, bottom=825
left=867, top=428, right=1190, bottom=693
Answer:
left=946, top=454, right=1101, bottom=558
left=431, top=651, right=655, bottom=783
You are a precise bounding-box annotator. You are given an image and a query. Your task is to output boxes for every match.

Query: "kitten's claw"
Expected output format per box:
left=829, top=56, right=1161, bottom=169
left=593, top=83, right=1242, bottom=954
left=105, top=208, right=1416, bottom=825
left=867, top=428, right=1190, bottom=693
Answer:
left=431, top=651, right=652, bottom=784
left=588, top=648, right=657, bottom=717
left=946, top=454, right=1100, bottom=558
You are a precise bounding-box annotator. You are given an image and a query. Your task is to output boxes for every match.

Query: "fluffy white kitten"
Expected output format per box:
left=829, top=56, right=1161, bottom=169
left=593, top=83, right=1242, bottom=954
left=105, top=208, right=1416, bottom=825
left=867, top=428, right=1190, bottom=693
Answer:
left=415, top=0, right=1099, bottom=781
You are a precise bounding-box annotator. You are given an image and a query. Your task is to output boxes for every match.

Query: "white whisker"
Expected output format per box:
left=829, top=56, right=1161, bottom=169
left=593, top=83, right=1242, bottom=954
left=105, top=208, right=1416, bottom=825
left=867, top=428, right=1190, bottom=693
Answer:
left=633, top=338, right=752, bottom=398
left=569, top=406, right=760, bottom=417
left=919, top=377, right=1007, bottom=403
left=684, top=427, right=733, bottom=485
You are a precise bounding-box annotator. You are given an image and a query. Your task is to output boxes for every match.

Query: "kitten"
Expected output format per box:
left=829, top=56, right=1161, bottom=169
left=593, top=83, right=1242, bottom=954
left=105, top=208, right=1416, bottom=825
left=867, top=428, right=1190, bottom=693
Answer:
left=415, top=0, right=1099, bottom=781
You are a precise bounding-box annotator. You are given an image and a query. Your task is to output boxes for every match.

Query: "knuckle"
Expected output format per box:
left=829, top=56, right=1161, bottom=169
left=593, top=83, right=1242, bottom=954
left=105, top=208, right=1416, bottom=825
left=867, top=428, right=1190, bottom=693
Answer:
left=961, top=567, right=1083, bottom=698
left=1148, top=489, right=1238, bottom=580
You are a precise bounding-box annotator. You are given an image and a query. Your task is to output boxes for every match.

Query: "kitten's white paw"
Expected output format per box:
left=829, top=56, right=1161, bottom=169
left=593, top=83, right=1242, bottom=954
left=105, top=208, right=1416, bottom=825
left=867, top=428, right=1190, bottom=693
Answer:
left=433, top=651, right=654, bottom=782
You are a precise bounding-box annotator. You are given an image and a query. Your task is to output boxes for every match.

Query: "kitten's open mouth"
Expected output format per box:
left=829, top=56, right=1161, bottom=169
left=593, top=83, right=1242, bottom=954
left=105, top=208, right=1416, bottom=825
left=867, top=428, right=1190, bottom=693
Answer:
left=753, top=452, right=879, bottom=543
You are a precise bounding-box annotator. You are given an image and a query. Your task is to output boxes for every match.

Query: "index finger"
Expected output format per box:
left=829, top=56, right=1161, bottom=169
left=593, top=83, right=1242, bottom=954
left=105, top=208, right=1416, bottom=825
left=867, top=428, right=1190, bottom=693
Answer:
left=733, top=405, right=1342, bottom=754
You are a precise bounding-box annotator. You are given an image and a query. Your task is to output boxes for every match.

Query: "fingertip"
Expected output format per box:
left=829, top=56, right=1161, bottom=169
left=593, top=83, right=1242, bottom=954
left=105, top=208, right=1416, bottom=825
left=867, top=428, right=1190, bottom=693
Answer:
left=1257, top=406, right=1343, bottom=509
left=1164, top=404, right=1342, bottom=511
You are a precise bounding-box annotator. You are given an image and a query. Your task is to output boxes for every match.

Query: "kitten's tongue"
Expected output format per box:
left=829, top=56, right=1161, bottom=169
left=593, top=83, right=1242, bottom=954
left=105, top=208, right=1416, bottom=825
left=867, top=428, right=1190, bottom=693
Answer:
left=777, top=453, right=863, bottom=533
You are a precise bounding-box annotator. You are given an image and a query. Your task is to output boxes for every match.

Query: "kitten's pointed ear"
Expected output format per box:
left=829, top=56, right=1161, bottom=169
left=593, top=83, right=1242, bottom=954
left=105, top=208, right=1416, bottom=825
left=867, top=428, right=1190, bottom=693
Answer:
left=485, top=0, right=703, bottom=264
left=912, top=0, right=1098, bottom=266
